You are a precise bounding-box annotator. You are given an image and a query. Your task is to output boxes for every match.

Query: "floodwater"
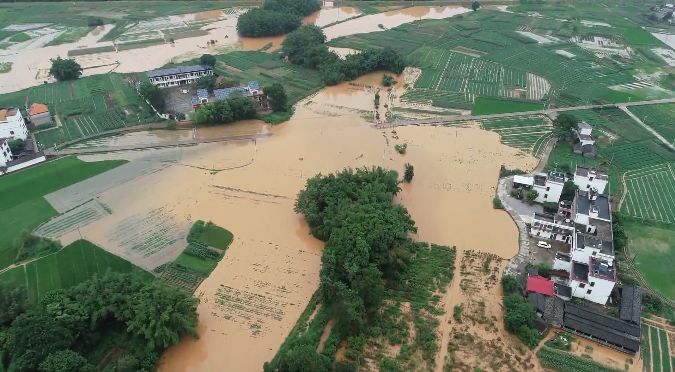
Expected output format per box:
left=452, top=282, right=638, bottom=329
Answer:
left=87, top=73, right=533, bottom=371
left=66, top=129, right=194, bottom=149
left=0, top=6, right=468, bottom=93
left=323, top=6, right=471, bottom=40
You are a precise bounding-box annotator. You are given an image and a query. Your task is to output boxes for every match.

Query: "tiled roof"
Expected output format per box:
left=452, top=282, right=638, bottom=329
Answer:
left=563, top=303, right=640, bottom=353
left=619, top=286, right=642, bottom=325
left=28, top=103, right=49, bottom=116
left=527, top=275, right=554, bottom=296
left=147, top=65, right=212, bottom=78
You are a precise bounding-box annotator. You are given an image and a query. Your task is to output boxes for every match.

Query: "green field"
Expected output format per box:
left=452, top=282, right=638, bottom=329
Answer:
left=537, top=346, right=622, bottom=372
left=0, top=157, right=126, bottom=270
left=472, top=97, right=545, bottom=115
left=625, top=219, right=675, bottom=301
left=628, top=104, right=675, bottom=148
left=644, top=324, right=674, bottom=372
left=478, top=115, right=552, bottom=154
left=0, top=240, right=150, bottom=302
left=621, top=163, right=675, bottom=224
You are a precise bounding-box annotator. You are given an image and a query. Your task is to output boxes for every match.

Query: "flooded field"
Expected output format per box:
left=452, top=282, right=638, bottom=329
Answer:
left=0, top=5, right=469, bottom=94
left=30, top=73, right=535, bottom=370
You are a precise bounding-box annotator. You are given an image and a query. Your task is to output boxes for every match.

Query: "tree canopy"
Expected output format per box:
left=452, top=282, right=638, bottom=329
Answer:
left=553, top=113, right=579, bottom=139
left=264, top=0, right=321, bottom=16
left=200, top=53, right=217, bottom=66
left=139, top=81, right=166, bottom=112
left=264, top=83, right=288, bottom=112
left=282, top=26, right=407, bottom=85
left=502, top=275, right=541, bottom=348
left=49, top=57, right=82, bottom=81
left=237, top=8, right=301, bottom=37
left=193, top=96, right=258, bottom=125
left=560, top=180, right=578, bottom=202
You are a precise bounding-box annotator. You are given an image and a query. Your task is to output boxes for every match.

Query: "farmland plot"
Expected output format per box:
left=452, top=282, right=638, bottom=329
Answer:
left=480, top=116, right=553, bottom=155
left=621, top=163, right=675, bottom=224
left=628, top=104, right=675, bottom=147
left=34, top=199, right=111, bottom=239
left=642, top=323, right=674, bottom=372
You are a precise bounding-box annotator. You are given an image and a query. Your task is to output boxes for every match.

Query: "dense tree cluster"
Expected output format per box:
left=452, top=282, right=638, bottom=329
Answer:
left=199, top=53, right=216, bottom=67
left=501, top=275, right=541, bottom=348
left=193, top=96, right=258, bottom=125
left=237, top=9, right=301, bottom=37
left=282, top=26, right=406, bottom=85
left=295, top=168, right=416, bottom=336
left=553, top=113, right=579, bottom=140
left=0, top=272, right=198, bottom=371
left=49, top=57, right=82, bottom=81
left=560, top=180, right=578, bottom=202
left=139, top=81, right=166, bottom=112
left=264, top=83, right=288, bottom=112
left=236, top=0, right=320, bottom=37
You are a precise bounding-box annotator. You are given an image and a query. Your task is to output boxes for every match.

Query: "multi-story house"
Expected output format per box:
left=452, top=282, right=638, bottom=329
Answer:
left=0, top=108, right=28, bottom=140
left=530, top=212, right=575, bottom=244
left=0, top=138, right=12, bottom=167
left=513, top=171, right=566, bottom=204
left=147, top=65, right=213, bottom=88
left=574, top=165, right=608, bottom=194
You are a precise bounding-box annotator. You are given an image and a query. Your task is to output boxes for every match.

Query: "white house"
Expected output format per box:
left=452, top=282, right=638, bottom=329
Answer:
left=0, top=138, right=12, bottom=167
left=146, top=65, right=213, bottom=88
left=574, top=166, right=608, bottom=194
left=0, top=108, right=28, bottom=140
left=573, top=121, right=597, bottom=157
left=533, top=171, right=566, bottom=203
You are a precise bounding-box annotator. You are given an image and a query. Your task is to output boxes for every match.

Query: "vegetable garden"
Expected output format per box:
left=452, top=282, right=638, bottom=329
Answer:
left=479, top=115, right=553, bottom=155
left=642, top=323, right=674, bottom=372
left=621, top=163, right=675, bottom=224
left=536, top=346, right=622, bottom=372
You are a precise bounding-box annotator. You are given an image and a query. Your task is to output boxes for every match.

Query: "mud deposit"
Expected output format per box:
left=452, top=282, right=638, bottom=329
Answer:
left=39, top=74, right=535, bottom=370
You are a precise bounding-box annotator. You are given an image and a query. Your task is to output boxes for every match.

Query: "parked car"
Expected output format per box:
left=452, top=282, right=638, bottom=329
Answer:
left=537, top=241, right=552, bottom=249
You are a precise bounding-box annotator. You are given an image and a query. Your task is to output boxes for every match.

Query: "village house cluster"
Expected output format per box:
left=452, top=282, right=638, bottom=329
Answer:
left=0, top=105, right=48, bottom=172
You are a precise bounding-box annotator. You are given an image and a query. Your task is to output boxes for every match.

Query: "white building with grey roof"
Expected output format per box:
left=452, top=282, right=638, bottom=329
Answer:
left=146, top=65, right=213, bottom=88
left=574, top=166, right=608, bottom=194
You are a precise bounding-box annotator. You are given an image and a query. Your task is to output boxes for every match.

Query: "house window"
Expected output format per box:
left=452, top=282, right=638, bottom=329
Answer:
left=579, top=283, right=586, bottom=288
left=546, top=187, right=550, bottom=191
left=544, top=194, right=548, bottom=198
left=587, top=184, right=591, bottom=188
left=10, top=131, right=14, bottom=135
left=590, top=282, right=595, bottom=287
left=586, top=289, right=592, bottom=294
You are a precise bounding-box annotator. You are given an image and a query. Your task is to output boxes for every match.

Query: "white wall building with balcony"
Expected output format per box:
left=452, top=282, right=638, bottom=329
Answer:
left=146, top=65, right=213, bottom=88
left=0, top=108, right=28, bottom=140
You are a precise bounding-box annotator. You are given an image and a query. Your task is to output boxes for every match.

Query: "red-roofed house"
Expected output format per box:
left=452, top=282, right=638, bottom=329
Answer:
left=527, top=275, right=554, bottom=297
left=28, top=103, right=51, bottom=126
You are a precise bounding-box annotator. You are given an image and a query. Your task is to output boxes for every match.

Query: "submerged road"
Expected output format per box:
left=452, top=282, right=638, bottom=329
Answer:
left=45, top=133, right=269, bottom=156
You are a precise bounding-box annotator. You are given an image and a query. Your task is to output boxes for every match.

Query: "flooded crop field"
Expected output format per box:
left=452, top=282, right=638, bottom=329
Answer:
left=31, top=73, right=536, bottom=370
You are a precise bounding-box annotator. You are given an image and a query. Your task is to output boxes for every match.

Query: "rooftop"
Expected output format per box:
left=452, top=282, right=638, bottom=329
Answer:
left=590, top=256, right=616, bottom=282
left=548, top=171, right=565, bottom=184
left=562, top=303, right=640, bottom=353
left=576, top=166, right=608, bottom=180
left=533, top=212, right=575, bottom=228
left=513, top=175, right=534, bottom=186
left=578, top=133, right=594, bottom=141
left=28, top=103, right=49, bottom=116
left=572, top=261, right=589, bottom=282
left=527, top=275, right=554, bottom=297
left=534, top=173, right=547, bottom=186
left=578, top=121, right=592, bottom=130
left=575, top=190, right=611, bottom=221
left=554, top=283, right=572, bottom=299
left=619, top=286, right=642, bottom=325
left=147, top=64, right=212, bottom=78
left=576, top=232, right=614, bottom=255
left=0, top=108, right=19, bottom=122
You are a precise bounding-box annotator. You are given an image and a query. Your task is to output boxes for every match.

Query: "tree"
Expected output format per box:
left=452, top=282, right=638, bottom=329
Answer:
left=237, top=9, right=301, bottom=37
left=200, top=54, right=216, bottom=67
left=0, top=283, right=27, bottom=326
left=525, top=189, right=538, bottom=204
left=39, top=350, right=94, bottom=372
left=6, top=310, right=74, bottom=370
left=87, top=17, right=104, bottom=27
left=382, top=74, right=395, bottom=87
left=228, top=96, right=259, bottom=120
left=264, top=0, right=321, bottom=16
left=535, top=262, right=552, bottom=278
left=502, top=275, right=519, bottom=294
left=194, top=75, right=216, bottom=92
left=560, top=180, right=577, bottom=202
left=49, top=57, right=82, bottom=81
left=472, top=1, right=481, bottom=11
left=282, top=25, right=328, bottom=67
left=264, top=83, right=288, bottom=112
left=139, top=82, right=165, bottom=112
left=193, top=100, right=233, bottom=124
left=503, top=294, right=540, bottom=347
left=404, top=163, right=414, bottom=182
left=553, top=113, right=578, bottom=139
left=7, top=138, right=24, bottom=153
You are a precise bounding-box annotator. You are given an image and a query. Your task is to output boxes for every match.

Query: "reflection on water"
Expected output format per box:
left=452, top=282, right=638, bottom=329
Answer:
left=323, top=6, right=470, bottom=40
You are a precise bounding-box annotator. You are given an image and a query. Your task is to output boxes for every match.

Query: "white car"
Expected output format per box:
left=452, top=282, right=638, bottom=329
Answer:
left=537, top=241, right=552, bottom=249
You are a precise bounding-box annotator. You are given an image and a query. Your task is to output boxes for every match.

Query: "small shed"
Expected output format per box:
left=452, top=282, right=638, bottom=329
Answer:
left=28, top=103, right=51, bottom=126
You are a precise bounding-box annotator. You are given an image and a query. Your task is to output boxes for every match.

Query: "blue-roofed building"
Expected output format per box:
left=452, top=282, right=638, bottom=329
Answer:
left=146, top=65, right=213, bottom=88
left=191, top=81, right=268, bottom=110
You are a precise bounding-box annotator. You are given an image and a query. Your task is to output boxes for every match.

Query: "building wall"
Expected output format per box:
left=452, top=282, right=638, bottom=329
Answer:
left=30, top=112, right=51, bottom=126
left=0, top=111, right=28, bottom=140
left=149, top=69, right=213, bottom=88
left=0, top=141, right=12, bottom=166
left=569, top=276, right=614, bottom=304
left=534, top=181, right=564, bottom=203
left=2, top=155, right=46, bottom=174
left=574, top=174, right=608, bottom=194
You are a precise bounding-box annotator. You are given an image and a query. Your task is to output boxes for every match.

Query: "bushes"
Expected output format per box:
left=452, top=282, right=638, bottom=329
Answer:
left=404, top=163, right=414, bottom=182
left=394, top=143, right=407, bottom=154
left=14, top=234, right=62, bottom=262
left=49, top=57, right=82, bottom=81
left=193, top=96, right=258, bottom=125
left=493, top=196, right=504, bottom=209
left=537, top=346, right=622, bottom=372
left=502, top=275, right=540, bottom=348
left=237, top=9, right=301, bottom=37
left=543, top=202, right=558, bottom=213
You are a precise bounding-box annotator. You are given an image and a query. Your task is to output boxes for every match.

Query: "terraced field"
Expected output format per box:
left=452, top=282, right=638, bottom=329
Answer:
left=479, top=116, right=553, bottom=155
left=621, top=163, right=675, bottom=224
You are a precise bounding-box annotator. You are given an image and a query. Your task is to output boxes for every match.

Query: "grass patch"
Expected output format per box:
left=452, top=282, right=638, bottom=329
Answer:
left=259, top=108, right=294, bottom=124
left=0, top=240, right=150, bottom=303
left=472, top=97, right=544, bottom=115
left=624, top=218, right=675, bottom=301
left=8, top=32, right=30, bottom=42
left=47, top=26, right=92, bottom=46
left=0, top=62, right=11, bottom=74
left=0, top=157, right=126, bottom=270
left=173, top=253, right=218, bottom=276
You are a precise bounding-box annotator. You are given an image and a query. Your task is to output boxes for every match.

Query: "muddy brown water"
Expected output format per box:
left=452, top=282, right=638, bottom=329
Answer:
left=82, top=73, right=532, bottom=371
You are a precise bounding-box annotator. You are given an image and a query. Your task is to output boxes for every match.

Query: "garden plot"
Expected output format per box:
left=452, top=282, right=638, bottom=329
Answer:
left=627, top=104, right=675, bottom=148
left=105, top=206, right=190, bottom=270
left=652, top=48, right=675, bottom=67
left=621, top=163, right=675, bottom=224
left=571, top=36, right=632, bottom=59
left=527, top=73, right=551, bottom=100
left=642, top=322, right=674, bottom=372
left=480, top=116, right=553, bottom=154
left=33, top=199, right=111, bottom=239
